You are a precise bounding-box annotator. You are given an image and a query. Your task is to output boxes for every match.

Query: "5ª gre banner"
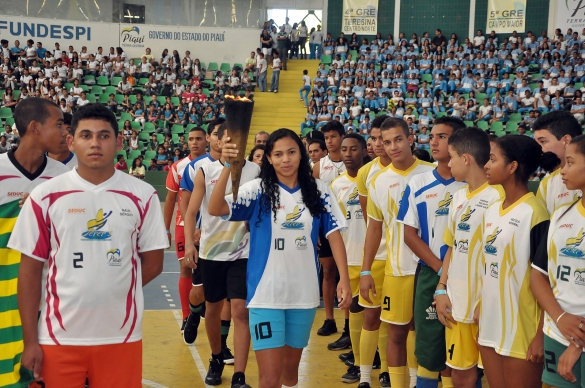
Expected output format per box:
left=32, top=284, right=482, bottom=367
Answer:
left=342, top=0, right=378, bottom=35
left=486, top=0, right=526, bottom=33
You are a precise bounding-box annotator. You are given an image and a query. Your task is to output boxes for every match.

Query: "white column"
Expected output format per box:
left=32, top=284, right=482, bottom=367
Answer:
left=322, top=0, right=329, bottom=38
left=394, top=0, right=401, bottom=39
left=469, top=0, right=476, bottom=39
left=548, top=0, right=558, bottom=33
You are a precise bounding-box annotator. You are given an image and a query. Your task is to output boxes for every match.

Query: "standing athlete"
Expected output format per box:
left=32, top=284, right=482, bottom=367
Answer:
left=47, top=112, right=78, bottom=169
left=313, top=121, right=347, bottom=341
left=9, top=103, right=167, bottom=387
left=0, top=98, right=69, bottom=388
left=163, top=126, right=207, bottom=334
left=398, top=117, right=466, bottom=388
left=361, top=117, right=435, bottom=388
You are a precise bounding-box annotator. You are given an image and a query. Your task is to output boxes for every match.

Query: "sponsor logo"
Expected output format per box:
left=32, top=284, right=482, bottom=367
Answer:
left=509, top=217, right=520, bottom=227
left=120, top=208, right=133, bottom=217
left=323, top=166, right=334, bottom=170
left=426, top=193, right=438, bottom=199
left=355, top=209, right=364, bottom=219
left=484, top=227, right=501, bottom=255
left=68, top=208, right=86, bottom=213
left=426, top=306, right=437, bottom=320
left=435, top=192, right=452, bottom=216
left=120, top=26, right=145, bottom=48
left=560, top=224, right=574, bottom=229
left=107, top=249, right=121, bottom=266
left=389, top=182, right=400, bottom=189
left=282, top=205, right=305, bottom=229
left=558, top=192, right=569, bottom=199
left=295, top=236, right=308, bottom=250
left=490, top=262, right=499, bottom=278
left=575, top=268, right=585, bottom=286
left=455, top=239, right=469, bottom=253
left=560, top=228, right=585, bottom=258
left=210, top=179, right=218, bottom=185
left=81, top=209, right=112, bottom=240
left=7, top=191, right=23, bottom=197
left=347, top=187, right=360, bottom=205
left=457, top=206, right=475, bottom=231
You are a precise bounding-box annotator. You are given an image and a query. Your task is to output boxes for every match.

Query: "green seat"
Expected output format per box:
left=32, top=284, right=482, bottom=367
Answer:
left=117, top=120, right=125, bottom=129
left=144, top=96, right=153, bottom=105
left=104, top=86, right=117, bottom=96
left=531, top=73, right=542, bottom=80
left=421, top=74, right=432, bottom=83
left=97, top=76, right=110, bottom=86
left=490, top=121, right=503, bottom=132
left=349, top=50, right=358, bottom=59
left=5, top=117, right=15, bottom=127
left=233, top=63, right=243, bottom=71
left=138, top=78, right=149, bottom=86
left=186, top=124, right=197, bottom=131
left=199, top=62, right=206, bottom=70
left=201, top=124, right=209, bottom=132
left=508, top=113, right=522, bottom=121
left=0, top=108, right=13, bottom=119
left=477, top=121, right=489, bottom=130
left=505, top=121, right=519, bottom=132
left=529, top=83, right=538, bottom=91
left=143, top=122, right=156, bottom=133
left=494, top=130, right=506, bottom=137
left=133, top=58, right=142, bottom=66
left=464, top=121, right=474, bottom=127
left=138, top=132, right=151, bottom=141
left=172, top=124, right=184, bottom=134
left=115, top=94, right=125, bottom=103
left=320, top=55, right=332, bottom=65
left=131, top=122, right=141, bottom=131
left=576, top=83, right=584, bottom=90
left=91, top=85, right=103, bottom=95
left=202, top=89, right=210, bottom=97
left=156, top=134, right=164, bottom=143
left=112, top=77, right=122, bottom=86
left=171, top=97, right=180, bottom=106
left=128, top=149, right=142, bottom=160
left=144, top=150, right=157, bottom=160
left=64, top=83, right=74, bottom=91
left=157, top=96, right=166, bottom=106
left=83, top=75, right=95, bottom=85
left=172, top=134, right=180, bottom=143
left=120, top=112, right=133, bottom=122
left=207, top=62, right=218, bottom=71
left=476, top=93, right=486, bottom=102
left=80, top=85, right=89, bottom=92
left=181, top=79, right=189, bottom=85
left=13, top=90, right=20, bottom=100
left=129, top=95, right=137, bottom=104
left=86, top=93, right=96, bottom=103
left=436, top=112, right=447, bottom=118
left=220, top=63, right=231, bottom=73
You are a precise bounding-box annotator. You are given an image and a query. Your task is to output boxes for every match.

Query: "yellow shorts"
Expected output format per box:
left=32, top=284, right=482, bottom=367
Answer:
left=348, top=265, right=361, bottom=297
left=445, top=321, right=480, bottom=370
left=358, top=260, right=385, bottom=308
left=380, top=274, right=414, bottom=325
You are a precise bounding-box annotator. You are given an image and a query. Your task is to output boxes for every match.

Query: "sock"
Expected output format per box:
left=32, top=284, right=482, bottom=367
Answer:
left=189, top=302, right=203, bottom=314
left=221, top=320, right=231, bottom=349
left=231, top=371, right=245, bottom=383
left=178, top=277, right=192, bottom=320
left=349, top=311, right=364, bottom=366
left=407, top=330, right=418, bottom=387
left=378, top=321, right=389, bottom=371
left=416, top=366, right=439, bottom=388
left=344, top=318, right=350, bottom=336
left=389, top=366, right=408, bottom=388
left=475, top=377, right=482, bottom=388
left=359, top=328, right=379, bottom=384
left=441, top=376, right=454, bottom=388
left=212, top=351, right=224, bottom=363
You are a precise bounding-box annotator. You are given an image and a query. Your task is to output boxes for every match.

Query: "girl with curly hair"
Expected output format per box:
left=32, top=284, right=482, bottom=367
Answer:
left=209, top=128, right=351, bottom=388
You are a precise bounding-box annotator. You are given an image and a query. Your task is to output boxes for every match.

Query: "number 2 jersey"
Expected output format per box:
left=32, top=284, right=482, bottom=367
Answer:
left=533, top=200, right=585, bottom=350
left=7, top=169, right=168, bottom=346
left=223, top=178, right=346, bottom=309
left=478, top=193, right=549, bottom=358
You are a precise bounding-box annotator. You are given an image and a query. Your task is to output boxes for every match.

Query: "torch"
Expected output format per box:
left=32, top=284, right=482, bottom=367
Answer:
left=224, top=95, right=254, bottom=202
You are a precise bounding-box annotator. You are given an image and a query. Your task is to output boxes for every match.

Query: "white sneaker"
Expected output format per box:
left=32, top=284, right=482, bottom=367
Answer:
left=274, top=90, right=278, bottom=93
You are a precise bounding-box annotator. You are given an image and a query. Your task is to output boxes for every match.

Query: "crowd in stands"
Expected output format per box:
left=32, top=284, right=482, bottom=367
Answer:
left=0, top=38, right=257, bottom=169
left=299, top=27, right=585, bottom=149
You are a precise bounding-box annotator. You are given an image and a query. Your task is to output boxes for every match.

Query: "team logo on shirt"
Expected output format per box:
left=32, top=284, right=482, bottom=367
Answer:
left=484, top=227, right=501, bottom=255
left=81, top=209, right=113, bottom=241
left=426, top=305, right=437, bottom=320
left=457, top=206, right=476, bottom=231
left=575, top=268, right=585, bottom=286
left=347, top=187, right=360, bottom=206
left=435, top=192, right=453, bottom=216
left=107, top=249, right=121, bottom=266
left=282, top=206, right=305, bottom=229
left=560, top=228, right=585, bottom=258
left=295, top=236, right=308, bottom=250
left=455, top=239, right=469, bottom=253
left=490, top=262, right=499, bottom=278
left=355, top=209, right=364, bottom=220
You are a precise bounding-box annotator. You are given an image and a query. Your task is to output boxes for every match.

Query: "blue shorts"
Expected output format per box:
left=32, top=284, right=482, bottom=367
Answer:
left=249, top=308, right=317, bottom=351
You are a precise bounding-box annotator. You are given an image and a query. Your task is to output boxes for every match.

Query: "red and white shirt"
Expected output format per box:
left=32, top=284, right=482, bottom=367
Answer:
left=8, top=169, right=168, bottom=346
left=165, top=155, right=193, bottom=226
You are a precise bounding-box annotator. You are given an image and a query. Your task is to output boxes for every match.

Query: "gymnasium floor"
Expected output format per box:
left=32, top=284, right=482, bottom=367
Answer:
left=142, top=252, right=353, bottom=388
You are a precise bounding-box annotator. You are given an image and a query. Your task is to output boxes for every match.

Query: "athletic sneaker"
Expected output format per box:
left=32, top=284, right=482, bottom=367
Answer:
left=181, top=317, right=187, bottom=333
left=357, top=383, right=371, bottom=388
left=182, top=312, right=201, bottom=345
left=372, top=350, right=381, bottom=369
left=205, top=358, right=224, bottom=385
left=222, top=346, right=235, bottom=365
left=328, top=332, right=351, bottom=350
left=339, top=350, right=354, bottom=362
left=200, top=303, right=206, bottom=320
left=341, top=365, right=360, bottom=383
left=231, top=372, right=251, bottom=388
left=379, top=372, right=390, bottom=387
left=317, top=319, right=337, bottom=336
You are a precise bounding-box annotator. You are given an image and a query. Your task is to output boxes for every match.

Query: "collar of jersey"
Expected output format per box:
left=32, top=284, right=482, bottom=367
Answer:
left=432, top=168, right=456, bottom=185
left=343, top=172, right=357, bottom=183
left=465, top=181, right=490, bottom=200
left=388, top=157, right=419, bottom=176
left=499, top=192, right=533, bottom=217
left=9, top=150, right=48, bottom=181
left=577, top=200, right=585, bottom=218
left=278, top=181, right=300, bottom=194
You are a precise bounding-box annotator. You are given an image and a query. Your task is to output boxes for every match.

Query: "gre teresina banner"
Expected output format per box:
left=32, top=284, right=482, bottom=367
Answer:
left=342, top=0, right=378, bottom=35
left=486, top=0, right=526, bottom=33
left=556, top=0, right=585, bottom=31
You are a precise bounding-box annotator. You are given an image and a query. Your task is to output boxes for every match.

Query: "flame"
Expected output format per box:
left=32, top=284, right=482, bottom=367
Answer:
left=225, top=95, right=252, bottom=102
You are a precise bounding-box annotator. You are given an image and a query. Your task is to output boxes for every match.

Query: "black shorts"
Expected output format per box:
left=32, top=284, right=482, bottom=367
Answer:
left=318, top=230, right=333, bottom=258
left=199, top=259, right=248, bottom=303
left=192, top=246, right=202, bottom=286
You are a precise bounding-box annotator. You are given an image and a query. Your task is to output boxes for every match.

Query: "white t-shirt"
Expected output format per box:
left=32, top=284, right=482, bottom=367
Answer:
left=8, top=169, right=168, bottom=346
left=473, top=36, right=485, bottom=46
left=258, top=58, right=267, bottom=74
left=303, top=75, right=311, bottom=87
left=319, top=155, right=346, bottom=185
left=272, top=58, right=281, bottom=71
left=223, top=178, right=346, bottom=308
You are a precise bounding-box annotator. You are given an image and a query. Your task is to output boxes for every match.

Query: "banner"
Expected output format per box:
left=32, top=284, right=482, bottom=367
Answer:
left=556, top=0, right=585, bottom=32
left=342, top=0, right=378, bottom=35
left=119, top=24, right=260, bottom=64
left=486, top=0, right=526, bottom=33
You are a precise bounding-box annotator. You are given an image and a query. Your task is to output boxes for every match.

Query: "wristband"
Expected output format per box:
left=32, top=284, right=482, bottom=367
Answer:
left=186, top=242, right=196, bottom=248
left=437, top=267, right=443, bottom=276
left=437, top=282, right=447, bottom=289
left=433, top=289, right=447, bottom=298
left=224, top=161, right=231, bottom=168
left=556, top=311, right=567, bottom=324
left=165, top=229, right=171, bottom=234
left=360, top=270, right=371, bottom=277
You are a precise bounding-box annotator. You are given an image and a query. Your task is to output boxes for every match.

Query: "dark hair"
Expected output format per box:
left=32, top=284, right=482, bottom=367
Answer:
left=371, top=114, right=388, bottom=130
left=448, top=126, right=490, bottom=166
left=248, top=145, right=265, bottom=161
left=132, top=158, right=142, bottom=168
left=532, top=110, right=582, bottom=140
left=309, top=139, right=327, bottom=151
left=189, top=126, right=207, bottom=136
left=71, top=103, right=119, bottom=136
left=380, top=117, right=410, bottom=137
left=434, top=116, right=466, bottom=133
left=321, top=120, right=345, bottom=137
left=569, top=134, right=585, bottom=157
left=343, top=133, right=367, bottom=150
left=13, top=97, right=60, bottom=137
left=207, top=117, right=226, bottom=135
left=63, top=112, right=73, bottom=126
left=217, top=123, right=227, bottom=140
left=539, top=151, right=561, bottom=174
left=493, top=135, right=544, bottom=183
left=258, top=128, right=326, bottom=224
left=413, top=149, right=432, bottom=162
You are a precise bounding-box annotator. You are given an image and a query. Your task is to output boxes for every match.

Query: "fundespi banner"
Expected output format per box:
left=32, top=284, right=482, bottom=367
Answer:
left=556, top=0, right=585, bottom=31
left=342, top=0, right=378, bottom=35
left=486, top=0, right=526, bottom=33
left=119, top=24, right=261, bottom=63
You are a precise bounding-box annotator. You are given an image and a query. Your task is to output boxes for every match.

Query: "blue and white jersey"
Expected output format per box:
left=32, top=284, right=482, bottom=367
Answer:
left=397, top=169, right=465, bottom=265
left=223, top=178, right=346, bottom=309
left=179, top=154, right=216, bottom=192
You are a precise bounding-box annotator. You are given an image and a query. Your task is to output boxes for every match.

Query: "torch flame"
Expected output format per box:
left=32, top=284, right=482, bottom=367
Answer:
left=225, top=95, right=252, bottom=102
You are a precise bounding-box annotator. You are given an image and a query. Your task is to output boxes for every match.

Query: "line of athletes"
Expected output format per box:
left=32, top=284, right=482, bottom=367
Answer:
left=166, top=110, right=585, bottom=388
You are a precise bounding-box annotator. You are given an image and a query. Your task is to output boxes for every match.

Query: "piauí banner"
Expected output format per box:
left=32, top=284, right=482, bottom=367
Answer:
left=557, top=0, right=585, bottom=31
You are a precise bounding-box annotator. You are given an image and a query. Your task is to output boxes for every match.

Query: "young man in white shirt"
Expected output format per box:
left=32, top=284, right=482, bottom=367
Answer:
left=9, top=103, right=167, bottom=387
left=256, top=53, right=267, bottom=92
left=269, top=51, right=281, bottom=93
